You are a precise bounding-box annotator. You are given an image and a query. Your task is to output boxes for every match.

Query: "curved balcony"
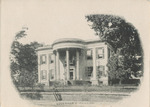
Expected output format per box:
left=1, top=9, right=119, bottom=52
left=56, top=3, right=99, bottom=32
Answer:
left=52, top=38, right=85, bottom=51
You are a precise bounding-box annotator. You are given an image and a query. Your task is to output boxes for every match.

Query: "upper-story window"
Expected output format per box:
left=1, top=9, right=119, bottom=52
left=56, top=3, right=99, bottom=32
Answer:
left=49, top=54, right=54, bottom=64
left=97, top=48, right=104, bottom=59
left=87, top=49, right=93, bottom=60
left=40, top=54, right=46, bottom=64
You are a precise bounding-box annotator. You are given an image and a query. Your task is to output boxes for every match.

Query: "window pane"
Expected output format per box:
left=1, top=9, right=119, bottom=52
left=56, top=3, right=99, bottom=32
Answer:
left=41, top=70, right=47, bottom=80
left=97, top=66, right=105, bottom=71
left=87, top=50, right=92, bottom=56
left=49, top=54, right=54, bottom=64
left=98, top=54, right=103, bottom=58
left=42, top=56, right=46, bottom=62
left=98, top=49, right=103, bottom=54
left=97, top=66, right=106, bottom=77
left=97, top=48, right=104, bottom=59
left=50, top=69, right=54, bottom=79
left=40, top=55, right=46, bottom=64
left=87, top=67, right=93, bottom=77
left=87, top=49, right=93, bottom=60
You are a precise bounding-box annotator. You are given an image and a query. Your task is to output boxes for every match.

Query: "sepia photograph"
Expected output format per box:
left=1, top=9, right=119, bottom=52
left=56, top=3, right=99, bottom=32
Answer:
left=1, top=0, right=150, bottom=107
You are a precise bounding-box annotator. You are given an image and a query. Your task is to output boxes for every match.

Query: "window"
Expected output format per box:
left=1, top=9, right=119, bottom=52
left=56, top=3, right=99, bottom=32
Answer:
left=41, top=70, right=47, bottom=80
left=49, top=54, right=54, bottom=64
left=97, top=65, right=105, bottom=71
left=40, top=54, right=46, bottom=64
left=49, top=69, right=54, bottom=80
left=87, top=67, right=93, bottom=77
left=97, top=48, right=104, bottom=59
left=97, top=66, right=106, bottom=77
left=70, top=56, right=75, bottom=66
left=87, top=49, right=93, bottom=60
left=70, top=72, right=73, bottom=80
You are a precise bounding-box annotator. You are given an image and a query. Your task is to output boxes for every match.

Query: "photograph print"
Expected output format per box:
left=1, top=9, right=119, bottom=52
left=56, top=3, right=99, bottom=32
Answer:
left=1, top=0, right=150, bottom=107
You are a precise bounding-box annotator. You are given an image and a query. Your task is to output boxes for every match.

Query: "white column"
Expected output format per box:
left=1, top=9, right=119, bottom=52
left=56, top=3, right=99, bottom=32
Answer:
left=56, top=50, right=60, bottom=80
left=54, top=53, right=57, bottom=80
left=76, top=50, right=79, bottom=80
left=66, top=49, right=70, bottom=80
left=47, top=54, right=49, bottom=86
left=93, top=48, right=97, bottom=80
left=73, top=68, right=76, bottom=80
left=38, top=54, right=41, bottom=83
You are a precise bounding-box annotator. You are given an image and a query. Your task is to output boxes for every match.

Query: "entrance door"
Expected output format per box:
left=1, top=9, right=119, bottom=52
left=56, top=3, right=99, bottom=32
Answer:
left=69, top=68, right=74, bottom=80
left=70, top=72, right=73, bottom=80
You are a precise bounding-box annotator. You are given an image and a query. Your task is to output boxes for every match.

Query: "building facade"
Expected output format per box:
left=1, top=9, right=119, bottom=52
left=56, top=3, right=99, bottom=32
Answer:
left=36, top=38, right=113, bottom=86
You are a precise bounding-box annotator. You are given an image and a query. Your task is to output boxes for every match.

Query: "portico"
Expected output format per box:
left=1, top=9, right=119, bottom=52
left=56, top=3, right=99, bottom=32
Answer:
left=54, top=48, right=80, bottom=81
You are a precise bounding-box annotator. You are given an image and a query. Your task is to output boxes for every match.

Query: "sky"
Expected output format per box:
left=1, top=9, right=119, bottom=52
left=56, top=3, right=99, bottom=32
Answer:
left=1, top=0, right=150, bottom=45
left=1, top=0, right=150, bottom=107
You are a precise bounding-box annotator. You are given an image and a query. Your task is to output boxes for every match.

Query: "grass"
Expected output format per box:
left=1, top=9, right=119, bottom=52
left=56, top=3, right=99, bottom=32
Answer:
left=20, top=85, right=139, bottom=102
left=18, top=85, right=139, bottom=93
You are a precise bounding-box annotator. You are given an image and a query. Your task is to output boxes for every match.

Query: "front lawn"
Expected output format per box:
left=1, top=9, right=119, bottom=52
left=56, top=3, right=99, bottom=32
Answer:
left=18, top=85, right=139, bottom=93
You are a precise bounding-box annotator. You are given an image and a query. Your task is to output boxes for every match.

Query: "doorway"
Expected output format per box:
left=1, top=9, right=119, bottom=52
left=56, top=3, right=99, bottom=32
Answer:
left=70, top=72, right=73, bottom=80
left=69, top=68, right=74, bottom=80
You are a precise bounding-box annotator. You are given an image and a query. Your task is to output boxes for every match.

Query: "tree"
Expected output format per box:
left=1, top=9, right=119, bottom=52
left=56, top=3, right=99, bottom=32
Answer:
left=85, top=14, right=143, bottom=83
left=107, top=52, right=131, bottom=84
left=86, top=14, right=142, bottom=55
left=10, top=28, right=43, bottom=89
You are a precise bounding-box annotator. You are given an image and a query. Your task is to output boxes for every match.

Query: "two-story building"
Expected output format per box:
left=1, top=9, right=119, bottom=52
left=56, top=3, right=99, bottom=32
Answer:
left=36, top=38, right=113, bottom=86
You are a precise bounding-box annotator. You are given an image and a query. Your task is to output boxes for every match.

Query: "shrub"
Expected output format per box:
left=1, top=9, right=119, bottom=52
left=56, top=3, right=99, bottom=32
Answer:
left=36, top=83, right=45, bottom=90
left=23, top=92, right=43, bottom=100
left=49, top=81, right=64, bottom=87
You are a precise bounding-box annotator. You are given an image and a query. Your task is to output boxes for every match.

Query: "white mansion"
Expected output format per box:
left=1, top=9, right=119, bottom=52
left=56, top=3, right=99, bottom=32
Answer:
left=36, top=38, right=113, bottom=86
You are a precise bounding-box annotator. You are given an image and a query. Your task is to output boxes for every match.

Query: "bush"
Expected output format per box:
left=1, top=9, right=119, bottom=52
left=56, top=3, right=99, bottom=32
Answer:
left=49, top=81, right=64, bottom=87
left=122, top=79, right=140, bottom=85
left=73, top=80, right=91, bottom=86
left=36, top=83, right=45, bottom=90
left=109, top=79, right=140, bottom=86
left=22, top=92, right=43, bottom=100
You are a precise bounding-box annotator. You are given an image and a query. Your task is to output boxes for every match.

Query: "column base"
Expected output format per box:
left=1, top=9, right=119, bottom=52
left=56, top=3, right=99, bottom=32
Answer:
left=64, top=80, right=68, bottom=85
left=99, top=77, right=108, bottom=86
left=103, top=80, right=108, bottom=86
left=91, top=80, right=99, bottom=85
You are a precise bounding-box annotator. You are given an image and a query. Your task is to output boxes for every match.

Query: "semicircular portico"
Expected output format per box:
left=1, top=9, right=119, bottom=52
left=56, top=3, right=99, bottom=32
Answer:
left=52, top=38, right=85, bottom=51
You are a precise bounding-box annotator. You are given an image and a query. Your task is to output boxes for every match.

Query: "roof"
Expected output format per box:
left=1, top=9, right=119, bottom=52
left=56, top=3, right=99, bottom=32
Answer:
left=35, top=45, right=52, bottom=51
left=36, top=38, right=105, bottom=51
left=85, top=38, right=102, bottom=43
left=52, top=38, right=85, bottom=45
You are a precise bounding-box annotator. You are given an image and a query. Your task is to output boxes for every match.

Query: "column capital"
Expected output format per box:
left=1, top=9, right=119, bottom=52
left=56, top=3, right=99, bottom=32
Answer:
left=53, top=49, right=60, bottom=54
